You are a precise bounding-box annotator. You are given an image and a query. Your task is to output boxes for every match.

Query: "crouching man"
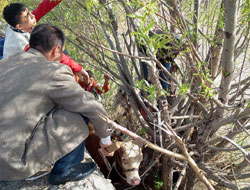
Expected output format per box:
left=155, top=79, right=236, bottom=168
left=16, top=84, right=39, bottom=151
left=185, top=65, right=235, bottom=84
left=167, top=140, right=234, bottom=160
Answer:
left=0, top=24, right=114, bottom=185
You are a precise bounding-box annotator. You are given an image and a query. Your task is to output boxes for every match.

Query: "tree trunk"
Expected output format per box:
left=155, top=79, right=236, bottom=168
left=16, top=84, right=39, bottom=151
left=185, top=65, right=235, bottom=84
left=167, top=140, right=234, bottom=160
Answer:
left=219, top=0, right=237, bottom=104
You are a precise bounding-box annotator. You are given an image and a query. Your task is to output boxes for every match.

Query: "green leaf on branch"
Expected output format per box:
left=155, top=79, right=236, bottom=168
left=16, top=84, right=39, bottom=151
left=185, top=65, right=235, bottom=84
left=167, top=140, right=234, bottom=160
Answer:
left=154, top=179, right=163, bottom=190
left=145, top=21, right=155, bottom=32
left=126, top=14, right=143, bottom=19
left=84, top=0, right=93, bottom=13
left=137, top=128, right=147, bottom=135
left=178, top=83, right=191, bottom=96
left=224, top=71, right=230, bottom=77
left=247, top=100, right=250, bottom=109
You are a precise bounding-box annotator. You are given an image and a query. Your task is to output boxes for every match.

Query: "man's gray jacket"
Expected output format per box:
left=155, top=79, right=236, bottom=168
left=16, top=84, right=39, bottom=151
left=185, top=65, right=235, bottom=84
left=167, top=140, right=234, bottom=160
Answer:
left=0, top=49, right=110, bottom=181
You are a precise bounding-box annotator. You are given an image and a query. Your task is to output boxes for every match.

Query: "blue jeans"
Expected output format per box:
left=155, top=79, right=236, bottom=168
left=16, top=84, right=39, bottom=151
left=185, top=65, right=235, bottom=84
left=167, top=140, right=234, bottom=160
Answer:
left=0, top=38, right=5, bottom=60
left=158, top=61, right=171, bottom=90
left=50, top=116, right=89, bottom=175
left=142, top=60, right=171, bottom=90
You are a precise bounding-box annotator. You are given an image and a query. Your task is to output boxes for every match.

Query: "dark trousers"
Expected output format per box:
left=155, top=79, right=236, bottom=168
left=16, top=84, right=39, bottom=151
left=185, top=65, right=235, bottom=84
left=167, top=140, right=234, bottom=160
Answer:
left=158, top=61, right=171, bottom=90
left=50, top=116, right=89, bottom=175
left=0, top=38, right=5, bottom=60
left=142, top=60, right=171, bottom=90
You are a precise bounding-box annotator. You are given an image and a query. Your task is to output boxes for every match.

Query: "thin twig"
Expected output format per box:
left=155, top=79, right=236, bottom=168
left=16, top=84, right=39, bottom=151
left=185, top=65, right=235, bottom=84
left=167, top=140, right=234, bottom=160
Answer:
left=221, top=136, right=250, bottom=165
left=173, top=165, right=187, bottom=190
left=170, top=115, right=202, bottom=119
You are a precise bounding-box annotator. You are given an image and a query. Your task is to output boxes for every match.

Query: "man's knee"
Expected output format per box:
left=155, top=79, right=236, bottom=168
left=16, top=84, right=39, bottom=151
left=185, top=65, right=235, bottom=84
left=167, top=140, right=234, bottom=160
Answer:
left=46, top=108, right=89, bottom=139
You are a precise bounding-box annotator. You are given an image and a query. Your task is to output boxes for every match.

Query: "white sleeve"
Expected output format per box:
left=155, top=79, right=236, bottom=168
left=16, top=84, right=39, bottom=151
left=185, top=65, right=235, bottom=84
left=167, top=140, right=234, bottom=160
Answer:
left=100, top=136, right=112, bottom=145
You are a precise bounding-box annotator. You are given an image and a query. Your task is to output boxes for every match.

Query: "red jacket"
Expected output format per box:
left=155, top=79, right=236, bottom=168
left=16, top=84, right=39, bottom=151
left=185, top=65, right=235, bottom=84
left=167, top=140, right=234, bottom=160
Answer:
left=26, top=0, right=82, bottom=72
left=32, top=0, right=62, bottom=22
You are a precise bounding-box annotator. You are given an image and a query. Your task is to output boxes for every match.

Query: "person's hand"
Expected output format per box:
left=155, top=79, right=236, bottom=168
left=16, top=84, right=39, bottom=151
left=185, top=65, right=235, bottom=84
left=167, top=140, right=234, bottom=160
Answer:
left=104, top=74, right=109, bottom=83
left=89, top=77, right=94, bottom=87
left=76, top=69, right=89, bottom=85
left=99, top=141, right=114, bottom=157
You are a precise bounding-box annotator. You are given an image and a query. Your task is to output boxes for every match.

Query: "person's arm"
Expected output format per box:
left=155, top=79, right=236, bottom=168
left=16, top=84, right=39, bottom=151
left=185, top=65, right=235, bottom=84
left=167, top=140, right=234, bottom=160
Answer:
left=76, top=69, right=90, bottom=85
left=102, top=82, right=110, bottom=93
left=47, top=66, right=111, bottom=139
left=102, top=74, right=110, bottom=93
left=61, top=53, right=89, bottom=84
left=61, top=53, right=82, bottom=72
left=92, top=80, right=103, bottom=95
left=32, top=0, right=62, bottom=22
left=92, top=74, right=110, bottom=95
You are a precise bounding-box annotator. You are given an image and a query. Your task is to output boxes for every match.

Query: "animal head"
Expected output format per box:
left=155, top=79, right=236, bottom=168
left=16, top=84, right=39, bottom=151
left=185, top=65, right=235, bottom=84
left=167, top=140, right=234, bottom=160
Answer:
left=117, top=140, right=143, bottom=186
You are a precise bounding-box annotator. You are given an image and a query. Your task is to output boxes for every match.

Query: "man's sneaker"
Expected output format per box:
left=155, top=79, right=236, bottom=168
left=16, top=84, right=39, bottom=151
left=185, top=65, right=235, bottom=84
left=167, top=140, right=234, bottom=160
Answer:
left=48, top=162, right=96, bottom=185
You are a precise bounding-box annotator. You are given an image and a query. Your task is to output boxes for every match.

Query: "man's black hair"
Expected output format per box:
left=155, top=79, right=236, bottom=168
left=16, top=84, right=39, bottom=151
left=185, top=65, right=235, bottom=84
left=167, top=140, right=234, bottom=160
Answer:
left=30, top=24, right=65, bottom=53
left=3, top=3, right=26, bottom=28
left=87, top=70, right=94, bottom=78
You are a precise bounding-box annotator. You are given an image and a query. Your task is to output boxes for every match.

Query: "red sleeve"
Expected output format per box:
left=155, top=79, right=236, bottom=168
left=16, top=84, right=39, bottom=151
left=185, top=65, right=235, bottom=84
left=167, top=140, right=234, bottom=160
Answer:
left=61, top=53, right=82, bottom=72
left=32, top=0, right=62, bottom=22
left=102, top=82, right=110, bottom=93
